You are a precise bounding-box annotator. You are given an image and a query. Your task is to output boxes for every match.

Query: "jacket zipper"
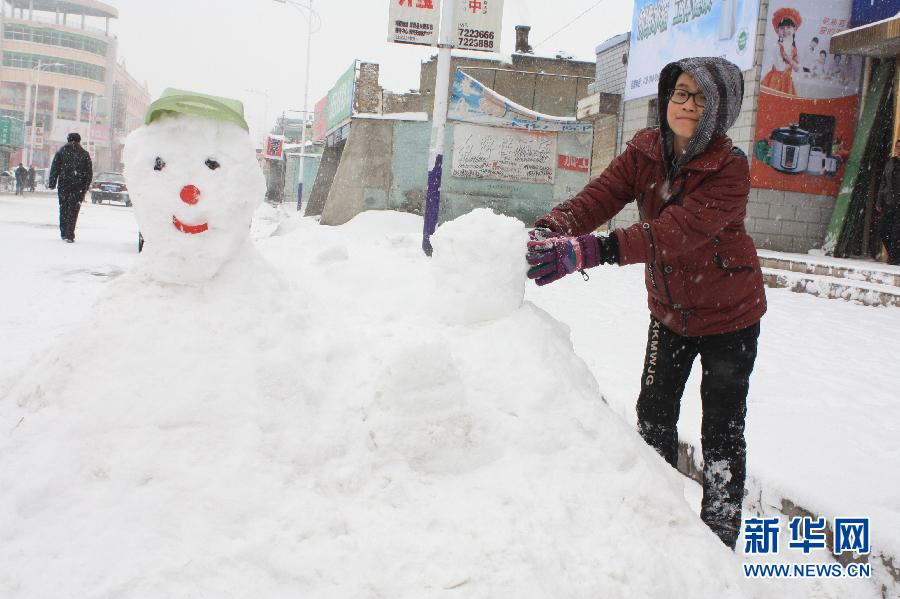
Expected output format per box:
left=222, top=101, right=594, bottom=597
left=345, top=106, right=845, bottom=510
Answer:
left=643, top=221, right=659, bottom=290
left=713, top=253, right=755, bottom=273
left=681, top=309, right=690, bottom=336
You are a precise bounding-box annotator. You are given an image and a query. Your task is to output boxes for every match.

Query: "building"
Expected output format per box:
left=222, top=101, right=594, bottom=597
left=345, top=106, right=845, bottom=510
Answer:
left=0, top=0, right=148, bottom=173
left=306, top=27, right=597, bottom=226
left=110, top=58, right=149, bottom=171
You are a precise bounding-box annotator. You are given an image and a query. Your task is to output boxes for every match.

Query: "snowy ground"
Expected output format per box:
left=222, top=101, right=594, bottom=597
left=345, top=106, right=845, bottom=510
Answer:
left=0, top=193, right=896, bottom=598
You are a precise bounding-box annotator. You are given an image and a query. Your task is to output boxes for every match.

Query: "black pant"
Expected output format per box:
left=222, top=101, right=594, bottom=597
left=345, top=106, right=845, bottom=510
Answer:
left=58, top=192, right=83, bottom=241
left=636, top=317, right=760, bottom=548
left=881, top=205, right=900, bottom=265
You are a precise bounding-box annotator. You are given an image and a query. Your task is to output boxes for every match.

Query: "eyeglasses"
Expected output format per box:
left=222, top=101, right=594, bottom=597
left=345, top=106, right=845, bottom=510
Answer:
left=669, top=88, right=706, bottom=109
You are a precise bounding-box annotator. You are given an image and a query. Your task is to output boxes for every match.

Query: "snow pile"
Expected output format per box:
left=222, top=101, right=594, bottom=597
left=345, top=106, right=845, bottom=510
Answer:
left=123, top=114, right=265, bottom=284
left=431, top=208, right=528, bottom=324
left=0, top=206, right=764, bottom=598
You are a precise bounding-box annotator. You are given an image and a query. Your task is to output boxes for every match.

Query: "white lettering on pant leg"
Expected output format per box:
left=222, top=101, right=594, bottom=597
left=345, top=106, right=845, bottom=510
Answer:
left=646, top=320, right=660, bottom=386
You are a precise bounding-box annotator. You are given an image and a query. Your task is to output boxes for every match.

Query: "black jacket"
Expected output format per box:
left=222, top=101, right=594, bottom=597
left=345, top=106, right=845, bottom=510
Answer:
left=877, top=157, right=900, bottom=211
left=14, top=165, right=27, bottom=183
left=49, top=142, right=93, bottom=195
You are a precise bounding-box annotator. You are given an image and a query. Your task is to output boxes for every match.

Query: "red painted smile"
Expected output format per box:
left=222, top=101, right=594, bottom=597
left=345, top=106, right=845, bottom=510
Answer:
left=173, top=215, right=208, bottom=234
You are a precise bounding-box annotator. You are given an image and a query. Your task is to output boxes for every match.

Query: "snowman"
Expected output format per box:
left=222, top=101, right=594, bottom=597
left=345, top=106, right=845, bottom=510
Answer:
left=123, top=89, right=265, bottom=284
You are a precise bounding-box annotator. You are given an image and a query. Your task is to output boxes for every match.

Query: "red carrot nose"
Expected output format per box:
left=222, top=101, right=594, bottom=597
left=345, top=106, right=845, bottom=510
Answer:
left=180, top=185, right=201, bottom=205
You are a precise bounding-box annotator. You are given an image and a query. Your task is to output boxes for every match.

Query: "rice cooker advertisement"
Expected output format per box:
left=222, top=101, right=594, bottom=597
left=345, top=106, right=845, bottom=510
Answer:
left=750, top=0, right=861, bottom=196
left=624, top=0, right=760, bottom=101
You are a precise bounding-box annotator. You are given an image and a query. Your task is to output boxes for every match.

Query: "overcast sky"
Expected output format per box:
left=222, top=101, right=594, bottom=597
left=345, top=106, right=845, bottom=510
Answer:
left=109, top=0, right=633, bottom=143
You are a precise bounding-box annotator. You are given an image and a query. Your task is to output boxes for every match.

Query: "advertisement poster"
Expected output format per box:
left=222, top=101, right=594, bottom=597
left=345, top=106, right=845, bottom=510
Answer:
left=387, top=0, right=441, bottom=46
left=448, top=71, right=592, bottom=133
left=451, top=122, right=556, bottom=184
left=0, top=82, right=26, bottom=110
left=452, top=0, right=504, bottom=52
left=0, top=116, right=25, bottom=148
left=312, top=96, right=327, bottom=142
left=80, top=93, right=94, bottom=122
left=325, top=62, right=356, bottom=133
left=750, top=1, right=861, bottom=196
left=264, top=134, right=285, bottom=160
left=32, top=85, right=54, bottom=114
left=625, top=0, right=761, bottom=101
left=57, top=89, right=78, bottom=121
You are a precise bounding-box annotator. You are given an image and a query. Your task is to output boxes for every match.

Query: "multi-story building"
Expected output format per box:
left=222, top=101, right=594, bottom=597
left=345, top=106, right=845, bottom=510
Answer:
left=0, top=0, right=148, bottom=173
left=111, top=59, right=149, bottom=171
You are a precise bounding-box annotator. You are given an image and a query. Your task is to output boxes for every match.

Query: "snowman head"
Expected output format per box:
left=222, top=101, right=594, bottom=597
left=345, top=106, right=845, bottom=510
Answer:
left=123, top=90, right=264, bottom=284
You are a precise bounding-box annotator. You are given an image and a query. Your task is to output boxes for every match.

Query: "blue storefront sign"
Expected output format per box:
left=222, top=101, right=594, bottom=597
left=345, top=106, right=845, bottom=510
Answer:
left=851, top=0, right=900, bottom=27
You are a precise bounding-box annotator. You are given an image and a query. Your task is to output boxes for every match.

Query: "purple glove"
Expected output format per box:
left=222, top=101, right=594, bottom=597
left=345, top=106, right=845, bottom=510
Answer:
left=526, top=233, right=602, bottom=286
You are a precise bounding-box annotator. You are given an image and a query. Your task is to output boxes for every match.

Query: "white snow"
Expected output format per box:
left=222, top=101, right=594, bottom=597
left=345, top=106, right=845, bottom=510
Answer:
left=0, top=195, right=894, bottom=599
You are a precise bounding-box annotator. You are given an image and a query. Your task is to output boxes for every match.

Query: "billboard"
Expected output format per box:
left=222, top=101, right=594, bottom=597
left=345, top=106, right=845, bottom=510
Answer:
left=452, top=0, right=503, bottom=52
left=850, top=0, right=900, bottom=27
left=452, top=123, right=556, bottom=184
left=312, top=96, right=328, bottom=142
left=750, top=0, right=862, bottom=196
left=387, top=0, right=441, bottom=46
left=57, top=89, right=78, bottom=121
left=0, top=82, right=26, bottom=111
left=448, top=71, right=592, bottom=133
left=264, top=134, right=285, bottom=160
left=625, top=0, right=761, bottom=101
left=0, top=116, right=25, bottom=148
left=325, top=62, right=356, bottom=133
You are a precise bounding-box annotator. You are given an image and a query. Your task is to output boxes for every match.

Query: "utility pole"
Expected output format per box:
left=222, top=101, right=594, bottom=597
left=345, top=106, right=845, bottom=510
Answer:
left=422, top=0, right=456, bottom=256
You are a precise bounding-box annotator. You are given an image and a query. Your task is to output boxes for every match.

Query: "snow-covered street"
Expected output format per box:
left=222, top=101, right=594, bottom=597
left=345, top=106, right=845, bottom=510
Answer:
left=1, top=192, right=896, bottom=598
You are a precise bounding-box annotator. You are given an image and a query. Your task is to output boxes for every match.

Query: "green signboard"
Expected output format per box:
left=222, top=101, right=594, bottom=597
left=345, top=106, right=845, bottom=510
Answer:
left=325, top=61, right=357, bottom=133
left=0, top=115, right=25, bottom=148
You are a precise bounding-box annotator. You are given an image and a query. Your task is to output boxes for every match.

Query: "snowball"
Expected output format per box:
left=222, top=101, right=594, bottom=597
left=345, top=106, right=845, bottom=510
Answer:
left=430, top=208, right=528, bottom=324
left=123, top=114, right=265, bottom=284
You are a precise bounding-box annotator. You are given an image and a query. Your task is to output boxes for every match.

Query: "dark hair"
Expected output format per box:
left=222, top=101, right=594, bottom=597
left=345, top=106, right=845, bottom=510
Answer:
left=67, top=132, right=81, bottom=143
left=777, top=18, right=797, bottom=49
left=820, top=50, right=827, bottom=56
left=811, top=37, right=819, bottom=43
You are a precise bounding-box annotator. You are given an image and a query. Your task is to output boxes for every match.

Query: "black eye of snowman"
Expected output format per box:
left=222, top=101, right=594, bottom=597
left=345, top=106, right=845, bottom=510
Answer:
left=154, top=157, right=166, bottom=171
left=205, top=159, right=220, bottom=170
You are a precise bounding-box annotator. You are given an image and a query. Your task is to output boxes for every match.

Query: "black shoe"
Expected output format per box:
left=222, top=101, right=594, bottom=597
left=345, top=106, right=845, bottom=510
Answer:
left=65, top=239, right=74, bottom=243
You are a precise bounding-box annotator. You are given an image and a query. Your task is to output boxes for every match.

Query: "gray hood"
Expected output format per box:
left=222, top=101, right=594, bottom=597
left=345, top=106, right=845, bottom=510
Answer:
left=657, top=57, right=744, bottom=174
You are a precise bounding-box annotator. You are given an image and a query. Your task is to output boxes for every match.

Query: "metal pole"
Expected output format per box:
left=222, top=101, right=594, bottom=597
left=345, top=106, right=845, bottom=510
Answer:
left=298, top=0, right=312, bottom=213
left=422, top=0, right=455, bottom=256
left=28, top=61, right=43, bottom=167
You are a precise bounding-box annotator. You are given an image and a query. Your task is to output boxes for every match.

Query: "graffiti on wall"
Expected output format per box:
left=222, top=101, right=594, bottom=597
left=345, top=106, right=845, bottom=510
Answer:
left=451, top=123, right=556, bottom=184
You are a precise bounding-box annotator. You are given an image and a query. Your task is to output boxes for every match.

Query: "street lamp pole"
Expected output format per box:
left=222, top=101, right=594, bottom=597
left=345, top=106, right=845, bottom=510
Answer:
left=273, top=0, right=319, bottom=213
left=27, top=61, right=63, bottom=166
left=87, top=95, right=105, bottom=168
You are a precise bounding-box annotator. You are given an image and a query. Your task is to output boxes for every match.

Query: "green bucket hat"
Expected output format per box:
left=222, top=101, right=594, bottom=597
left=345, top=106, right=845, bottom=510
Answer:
left=145, top=88, right=249, bottom=132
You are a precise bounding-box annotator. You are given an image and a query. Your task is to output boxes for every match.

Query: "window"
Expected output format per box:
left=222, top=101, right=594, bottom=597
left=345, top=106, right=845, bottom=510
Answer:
left=1, top=24, right=108, bottom=57
left=2, top=52, right=106, bottom=83
left=647, top=98, right=659, bottom=128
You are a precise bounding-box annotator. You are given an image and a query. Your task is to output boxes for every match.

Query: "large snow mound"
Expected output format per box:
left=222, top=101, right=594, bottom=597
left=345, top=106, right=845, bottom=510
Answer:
left=0, top=209, right=763, bottom=598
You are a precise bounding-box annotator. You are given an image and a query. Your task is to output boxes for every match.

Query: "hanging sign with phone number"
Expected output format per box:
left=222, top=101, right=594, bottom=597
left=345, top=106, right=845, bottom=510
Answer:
left=453, top=0, right=503, bottom=52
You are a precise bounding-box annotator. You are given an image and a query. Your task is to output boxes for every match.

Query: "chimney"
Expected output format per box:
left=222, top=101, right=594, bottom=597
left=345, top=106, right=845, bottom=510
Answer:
left=515, top=25, right=533, bottom=54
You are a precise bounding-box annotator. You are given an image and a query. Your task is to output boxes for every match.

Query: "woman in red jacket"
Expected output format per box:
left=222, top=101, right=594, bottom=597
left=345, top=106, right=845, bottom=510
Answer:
left=526, top=57, right=766, bottom=549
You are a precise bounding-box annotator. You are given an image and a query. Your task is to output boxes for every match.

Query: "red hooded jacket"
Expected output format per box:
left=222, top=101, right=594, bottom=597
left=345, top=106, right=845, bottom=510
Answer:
left=536, top=127, right=767, bottom=337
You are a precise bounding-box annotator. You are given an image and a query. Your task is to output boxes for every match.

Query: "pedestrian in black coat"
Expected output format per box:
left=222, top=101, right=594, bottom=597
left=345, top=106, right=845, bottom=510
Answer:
left=26, top=165, right=36, bottom=192
left=14, top=163, right=27, bottom=195
left=877, top=139, right=900, bottom=265
left=48, top=132, right=93, bottom=243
